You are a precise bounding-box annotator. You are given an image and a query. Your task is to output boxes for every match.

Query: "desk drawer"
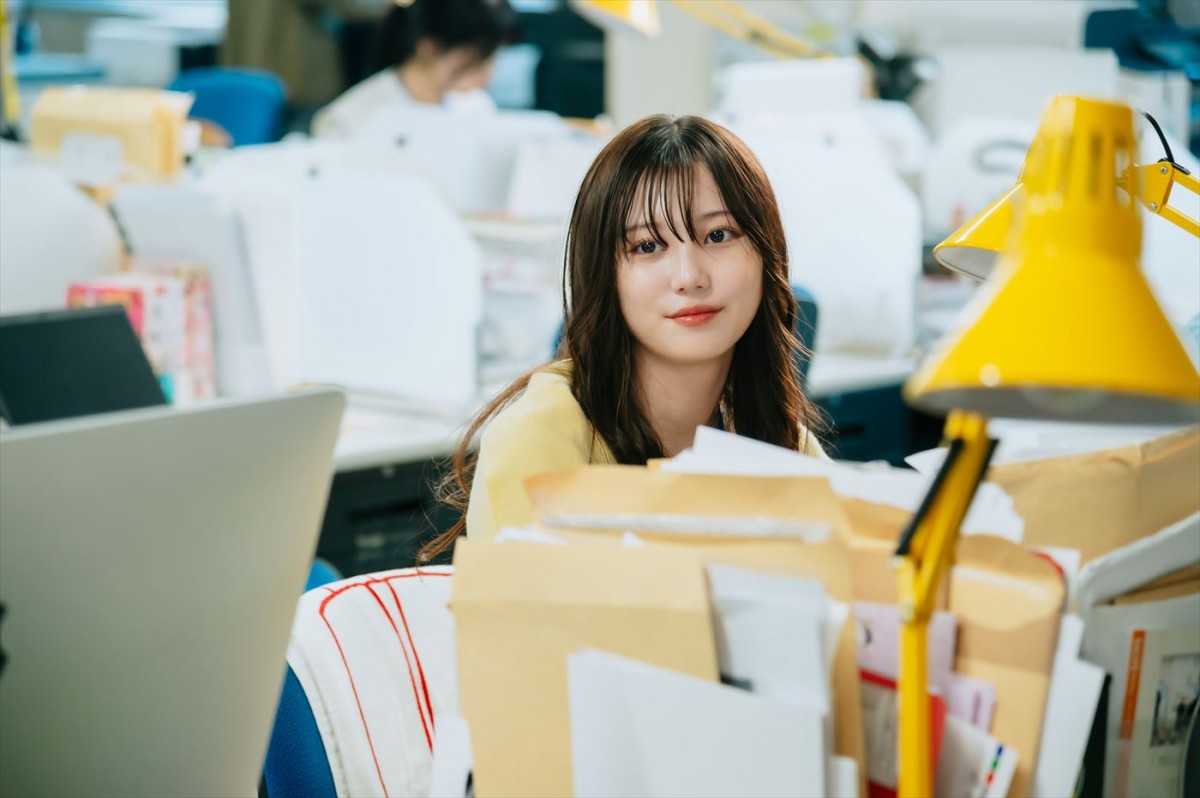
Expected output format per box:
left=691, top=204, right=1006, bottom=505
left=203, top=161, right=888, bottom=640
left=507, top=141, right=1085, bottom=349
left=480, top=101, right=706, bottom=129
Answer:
left=318, top=460, right=455, bottom=576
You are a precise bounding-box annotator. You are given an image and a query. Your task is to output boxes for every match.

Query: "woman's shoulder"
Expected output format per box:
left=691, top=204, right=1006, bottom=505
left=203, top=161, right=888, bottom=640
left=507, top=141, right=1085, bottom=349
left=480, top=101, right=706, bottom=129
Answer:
left=484, top=362, right=587, bottom=442
left=311, top=71, right=405, bottom=138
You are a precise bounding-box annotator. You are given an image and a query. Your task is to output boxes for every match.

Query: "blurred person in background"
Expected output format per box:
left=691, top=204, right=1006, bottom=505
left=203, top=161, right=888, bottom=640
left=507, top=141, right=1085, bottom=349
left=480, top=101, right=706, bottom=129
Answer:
left=311, top=0, right=519, bottom=138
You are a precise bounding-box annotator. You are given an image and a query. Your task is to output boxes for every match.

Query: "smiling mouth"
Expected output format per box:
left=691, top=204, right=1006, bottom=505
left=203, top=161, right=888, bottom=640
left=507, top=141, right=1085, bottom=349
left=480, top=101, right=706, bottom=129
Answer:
left=669, top=307, right=722, bottom=326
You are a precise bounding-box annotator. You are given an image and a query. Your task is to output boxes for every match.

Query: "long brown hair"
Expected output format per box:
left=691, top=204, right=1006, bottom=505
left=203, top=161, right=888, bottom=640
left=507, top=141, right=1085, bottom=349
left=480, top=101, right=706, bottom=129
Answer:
left=421, top=114, right=822, bottom=561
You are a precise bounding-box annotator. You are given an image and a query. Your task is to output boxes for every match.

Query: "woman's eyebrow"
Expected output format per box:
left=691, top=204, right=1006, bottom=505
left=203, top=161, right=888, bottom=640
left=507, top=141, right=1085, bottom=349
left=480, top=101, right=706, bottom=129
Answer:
left=624, top=209, right=730, bottom=236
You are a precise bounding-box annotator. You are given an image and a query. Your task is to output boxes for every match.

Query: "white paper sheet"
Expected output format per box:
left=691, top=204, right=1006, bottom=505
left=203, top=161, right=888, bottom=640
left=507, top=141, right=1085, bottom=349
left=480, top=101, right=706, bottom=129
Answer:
left=854, top=601, right=957, bottom=693
left=936, top=715, right=1019, bottom=798
left=1076, top=512, right=1200, bottom=611
left=569, top=649, right=826, bottom=798
left=428, top=715, right=473, bottom=798
left=707, top=564, right=845, bottom=714
left=1033, top=615, right=1106, bottom=798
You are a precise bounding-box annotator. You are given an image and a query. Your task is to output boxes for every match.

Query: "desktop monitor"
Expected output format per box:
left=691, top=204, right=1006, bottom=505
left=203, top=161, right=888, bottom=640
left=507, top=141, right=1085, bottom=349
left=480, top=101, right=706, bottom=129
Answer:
left=352, top=105, right=570, bottom=213
left=0, top=388, right=345, bottom=797
left=0, top=305, right=166, bottom=426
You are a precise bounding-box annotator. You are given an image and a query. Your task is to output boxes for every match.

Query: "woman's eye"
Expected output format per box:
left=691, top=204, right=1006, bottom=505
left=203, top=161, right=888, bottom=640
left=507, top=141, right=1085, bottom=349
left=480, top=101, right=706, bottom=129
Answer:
left=634, top=240, right=660, bottom=255
left=707, top=228, right=733, bottom=244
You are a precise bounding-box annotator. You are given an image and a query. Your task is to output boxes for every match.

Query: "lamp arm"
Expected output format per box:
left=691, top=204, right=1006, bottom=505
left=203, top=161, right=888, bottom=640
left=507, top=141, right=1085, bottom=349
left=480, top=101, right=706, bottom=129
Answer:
left=669, top=0, right=828, bottom=59
left=1128, top=160, right=1200, bottom=239
left=895, top=411, right=997, bottom=798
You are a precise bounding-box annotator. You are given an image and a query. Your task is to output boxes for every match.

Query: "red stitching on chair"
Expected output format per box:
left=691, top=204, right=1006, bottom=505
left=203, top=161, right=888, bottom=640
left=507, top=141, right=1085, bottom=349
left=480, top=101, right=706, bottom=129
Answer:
left=364, top=583, right=433, bottom=752
left=319, top=610, right=391, bottom=797
left=385, top=581, right=436, bottom=736
left=314, top=569, right=453, bottom=792
left=319, top=571, right=451, bottom=607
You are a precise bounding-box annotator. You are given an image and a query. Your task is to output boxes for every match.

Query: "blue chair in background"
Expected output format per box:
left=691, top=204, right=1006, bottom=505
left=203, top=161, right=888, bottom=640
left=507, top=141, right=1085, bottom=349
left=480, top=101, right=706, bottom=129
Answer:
left=792, top=284, right=818, bottom=388
left=169, top=67, right=287, bottom=147
left=304, top=557, right=343, bottom=593
left=261, top=558, right=342, bottom=798
left=262, top=666, right=338, bottom=798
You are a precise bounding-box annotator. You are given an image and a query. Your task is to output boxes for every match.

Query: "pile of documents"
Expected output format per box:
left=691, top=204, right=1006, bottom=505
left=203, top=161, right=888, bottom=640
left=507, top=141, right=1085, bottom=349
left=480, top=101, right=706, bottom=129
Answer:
left=66, top=264, right=216, bottom=404
left=434, top=426, right=1199, bottom=798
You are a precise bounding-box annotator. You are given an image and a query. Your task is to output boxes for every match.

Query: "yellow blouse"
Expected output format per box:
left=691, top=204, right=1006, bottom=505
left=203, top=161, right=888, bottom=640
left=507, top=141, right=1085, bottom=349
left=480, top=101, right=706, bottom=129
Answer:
left=465, top=363, right=826, bottom=541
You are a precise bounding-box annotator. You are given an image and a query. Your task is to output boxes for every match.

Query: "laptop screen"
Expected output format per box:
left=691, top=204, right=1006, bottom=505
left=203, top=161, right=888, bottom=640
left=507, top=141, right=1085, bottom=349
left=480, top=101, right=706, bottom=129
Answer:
left=0, top=305, right=167, bottom=425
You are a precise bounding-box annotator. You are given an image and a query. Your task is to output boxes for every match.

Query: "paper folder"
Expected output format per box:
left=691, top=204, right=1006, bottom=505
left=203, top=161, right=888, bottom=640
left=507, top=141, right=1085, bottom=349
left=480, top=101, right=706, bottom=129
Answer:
left=451, top=536, right=718, bottom=798
left=526, top=465, right=868, bottom=796
left=31, top=86, right=193, bottom=184
left=949, top=536, right=1065, bottom=798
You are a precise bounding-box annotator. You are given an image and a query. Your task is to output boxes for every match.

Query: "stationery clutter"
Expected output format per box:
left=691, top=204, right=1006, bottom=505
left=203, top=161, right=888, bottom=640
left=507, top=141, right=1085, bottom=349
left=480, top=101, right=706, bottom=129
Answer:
left=429, top=423, right=1200, bottom=798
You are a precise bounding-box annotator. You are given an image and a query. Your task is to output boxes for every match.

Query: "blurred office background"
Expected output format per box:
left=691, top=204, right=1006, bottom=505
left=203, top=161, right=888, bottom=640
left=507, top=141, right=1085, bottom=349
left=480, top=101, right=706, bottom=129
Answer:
left=1, top=0, right=1198, bottom=573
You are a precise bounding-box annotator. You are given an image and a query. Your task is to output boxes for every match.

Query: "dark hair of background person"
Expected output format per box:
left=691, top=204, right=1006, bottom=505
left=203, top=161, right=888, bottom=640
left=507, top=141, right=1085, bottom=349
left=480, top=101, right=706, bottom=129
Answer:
left=421, top=115, right=825, bottom=562
left=373, top=0, right=521, bottom=73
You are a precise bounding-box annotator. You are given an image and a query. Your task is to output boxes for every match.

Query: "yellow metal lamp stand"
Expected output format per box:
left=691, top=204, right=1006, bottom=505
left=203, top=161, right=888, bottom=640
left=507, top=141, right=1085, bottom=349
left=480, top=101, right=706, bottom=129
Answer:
left=896, top=96, right=1200, bottom=797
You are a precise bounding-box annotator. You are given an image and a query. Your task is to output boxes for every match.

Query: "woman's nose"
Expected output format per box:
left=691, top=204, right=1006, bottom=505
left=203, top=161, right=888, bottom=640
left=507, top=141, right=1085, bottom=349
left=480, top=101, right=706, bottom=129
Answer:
left=670, top=245, right=711, bottom=292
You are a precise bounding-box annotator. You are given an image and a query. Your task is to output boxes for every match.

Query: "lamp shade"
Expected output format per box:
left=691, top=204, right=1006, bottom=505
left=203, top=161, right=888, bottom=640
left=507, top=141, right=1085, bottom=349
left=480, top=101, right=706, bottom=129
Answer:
left=908, top=96, right=1200, bottom=424
left=932, top=183, right=1016, bottom=280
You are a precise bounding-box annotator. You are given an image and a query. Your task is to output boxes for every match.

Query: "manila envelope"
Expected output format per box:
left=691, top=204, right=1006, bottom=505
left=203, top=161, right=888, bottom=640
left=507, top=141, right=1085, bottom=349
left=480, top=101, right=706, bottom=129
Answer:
left=452, top=536, right=718, bottom=798
left=31, top=86, right=193, bottom=182
left=526, top=465, right=868, bottom=797
left=988, top=426, right=1200, bottom=565
left=950, top=535, right=1065, bottom=798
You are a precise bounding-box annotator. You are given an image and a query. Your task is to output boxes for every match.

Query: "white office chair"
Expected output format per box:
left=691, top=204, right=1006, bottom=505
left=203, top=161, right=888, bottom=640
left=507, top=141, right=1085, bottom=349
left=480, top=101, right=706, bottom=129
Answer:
left=265, top=566, right=458, bottom=798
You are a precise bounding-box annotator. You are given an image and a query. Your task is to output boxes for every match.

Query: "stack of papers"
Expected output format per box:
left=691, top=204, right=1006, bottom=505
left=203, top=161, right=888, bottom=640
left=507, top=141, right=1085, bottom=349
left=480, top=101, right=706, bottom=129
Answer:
left=665, top=427, right=1024, bottom=541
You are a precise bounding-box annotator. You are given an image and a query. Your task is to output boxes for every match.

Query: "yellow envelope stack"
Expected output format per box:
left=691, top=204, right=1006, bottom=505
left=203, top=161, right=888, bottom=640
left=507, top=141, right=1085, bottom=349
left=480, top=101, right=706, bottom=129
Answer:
left=475, top=463, right=1074, bottom=798
left=30, top=86, right=193, bottom=183
left=949, top=536, right=1065, bottom=798
left=524, top=465, right=868, bottom=796
left=452, top=534, right=719, bottom=798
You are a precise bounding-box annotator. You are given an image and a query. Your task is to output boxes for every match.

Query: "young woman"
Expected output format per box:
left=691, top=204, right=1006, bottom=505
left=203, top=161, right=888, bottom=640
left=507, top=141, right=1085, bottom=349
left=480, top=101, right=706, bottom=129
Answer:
left=311, top=0, right=518, bottom=138
left=422, top=114, right=826, bottom=560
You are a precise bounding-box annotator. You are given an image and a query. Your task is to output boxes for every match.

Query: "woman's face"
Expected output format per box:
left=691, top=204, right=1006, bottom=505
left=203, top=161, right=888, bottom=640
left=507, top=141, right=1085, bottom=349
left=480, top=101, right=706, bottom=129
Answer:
left=437, top=46, right=495, bottom=93
left=616, top=165, right=763, bottom=370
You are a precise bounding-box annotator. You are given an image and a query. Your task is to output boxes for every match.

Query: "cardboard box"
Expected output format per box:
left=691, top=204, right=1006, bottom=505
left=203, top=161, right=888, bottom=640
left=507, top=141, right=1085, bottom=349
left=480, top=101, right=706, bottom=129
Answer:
left=988, top=427, right=1200, bottom=566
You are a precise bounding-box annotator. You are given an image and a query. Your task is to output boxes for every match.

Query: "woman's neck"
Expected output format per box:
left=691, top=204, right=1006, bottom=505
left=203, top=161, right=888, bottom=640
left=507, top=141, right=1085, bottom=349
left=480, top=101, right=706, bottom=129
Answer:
left=396, top=62, right=444, bottom=104
left=635, top=352, right=732, bottom=457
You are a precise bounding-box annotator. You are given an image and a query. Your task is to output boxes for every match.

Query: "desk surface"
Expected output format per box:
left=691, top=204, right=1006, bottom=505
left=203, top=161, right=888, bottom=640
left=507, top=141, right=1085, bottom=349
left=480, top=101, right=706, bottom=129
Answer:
left=333, top=352, right=920, bottom=472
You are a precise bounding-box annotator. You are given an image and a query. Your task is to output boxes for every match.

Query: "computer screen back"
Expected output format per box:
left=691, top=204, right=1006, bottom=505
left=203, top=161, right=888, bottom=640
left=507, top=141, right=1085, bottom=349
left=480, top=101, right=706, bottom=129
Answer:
left=0, top=305, right=166, bottom=425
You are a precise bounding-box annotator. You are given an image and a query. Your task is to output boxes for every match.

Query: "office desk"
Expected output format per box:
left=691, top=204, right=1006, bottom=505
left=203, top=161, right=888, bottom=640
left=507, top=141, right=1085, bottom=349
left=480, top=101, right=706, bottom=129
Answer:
left=321, top=352, right=923, bottom=576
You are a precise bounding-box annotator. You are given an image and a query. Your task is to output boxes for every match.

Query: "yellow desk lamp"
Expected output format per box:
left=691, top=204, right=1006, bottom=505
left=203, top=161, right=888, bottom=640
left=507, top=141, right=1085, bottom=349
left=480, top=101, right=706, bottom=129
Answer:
left=571, top=0, right=829, bottom=59
left=935, top=105, right=1199, bottom=280
left=896, top=95, right=1200, bottom=797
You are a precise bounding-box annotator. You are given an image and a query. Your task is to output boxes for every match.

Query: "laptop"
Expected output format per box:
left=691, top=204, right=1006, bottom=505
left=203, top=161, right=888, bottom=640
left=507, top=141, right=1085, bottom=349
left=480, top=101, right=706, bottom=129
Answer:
left=0, top=388, right=345, bottom=797
left=0, top=305, right=167, bottom=426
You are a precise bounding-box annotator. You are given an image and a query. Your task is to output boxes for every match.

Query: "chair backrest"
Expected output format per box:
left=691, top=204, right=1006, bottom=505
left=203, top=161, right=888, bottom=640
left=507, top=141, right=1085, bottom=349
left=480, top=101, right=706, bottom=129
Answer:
left=169, top=67, right=287, bottom=147
left=263, top=566, right=457, bottom=798
left=792, top=283, right=818, bottom=387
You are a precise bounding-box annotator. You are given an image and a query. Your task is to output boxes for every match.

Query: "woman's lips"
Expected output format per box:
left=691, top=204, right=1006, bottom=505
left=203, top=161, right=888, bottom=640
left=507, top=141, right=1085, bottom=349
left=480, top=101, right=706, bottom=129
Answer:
left=669, top=306, right=722, bottom=326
